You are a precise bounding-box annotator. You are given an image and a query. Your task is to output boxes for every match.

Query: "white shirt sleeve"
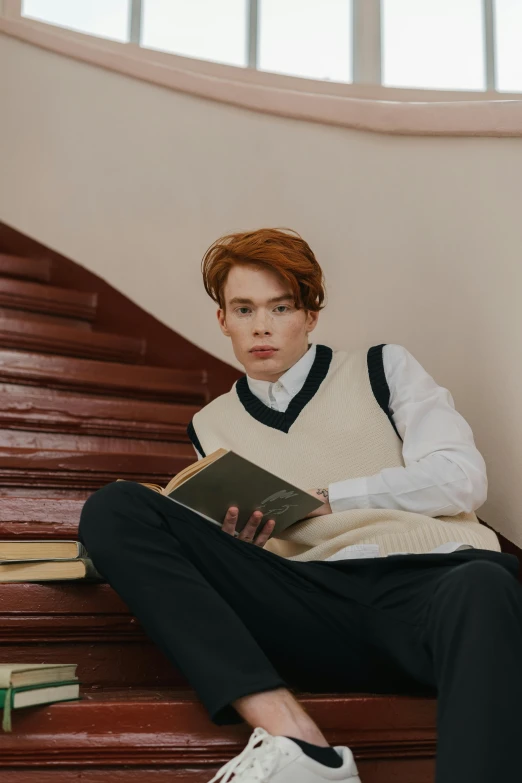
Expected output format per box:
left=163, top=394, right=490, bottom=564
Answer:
left=328, top=344, right=488, bottom=517
left=194, top=446, right=204, bottom=461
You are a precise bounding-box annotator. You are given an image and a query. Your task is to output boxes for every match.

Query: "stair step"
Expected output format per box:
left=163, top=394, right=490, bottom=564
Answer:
left=0, top=307, right=92, bottom=330
left=1, top=608, right=147, bottom=645
left=0, top=687, right=437, bottom=782
left=0, top=277, right=97, bottom=322
left=0, top=497, right=83, bottom=539
left=0, top=384, right=199, bottom=440
left=0, top=612, right=145, bottom=644
left=0, top=642, right=184, bottom=688
left=0, top=316, right=145, bottom=363
left=0, top=254, right=51, bottom=283
left=0, top=583, right=128, bottom=614
left=0, top=488, right=91, bottom=500
left=0, top=350, right=208, bottom=403
left=0, top=446, right=194, bottom=491
left=0, top=429, right=196, bottom=456
left=0, top=584, right=187, bottom=687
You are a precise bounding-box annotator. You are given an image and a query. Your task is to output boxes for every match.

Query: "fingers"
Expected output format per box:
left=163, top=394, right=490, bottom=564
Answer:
left=240, top=509, right=264, bottom=542
left=221, top=506, right=240, bottom=537
left=252, top=518, right=276, bottom=547
left=221, top=507, right=276, bottom=548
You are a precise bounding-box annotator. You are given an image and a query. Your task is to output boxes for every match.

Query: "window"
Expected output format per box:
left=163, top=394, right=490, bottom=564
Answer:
left=141, top=0, right=248, bottom=67
left=258, top=0, right=352, bottom=83
left=382, top=0, right=485, bottom=90
left=21, top=0, right=131, bottom=42
left=495, top=0, right=522, bottom=92
left=15, top=1, right=522, bottom=95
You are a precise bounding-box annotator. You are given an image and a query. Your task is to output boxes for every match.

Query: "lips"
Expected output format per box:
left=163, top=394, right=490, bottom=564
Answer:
left=250, top=347, right=277, bottom=357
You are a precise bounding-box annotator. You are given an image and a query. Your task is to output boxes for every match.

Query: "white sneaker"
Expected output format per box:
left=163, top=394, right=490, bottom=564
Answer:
left=208, top=726, right=361, bottom=782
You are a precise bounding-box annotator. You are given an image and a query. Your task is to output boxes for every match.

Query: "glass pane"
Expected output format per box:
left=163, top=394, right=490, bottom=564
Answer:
left=141, top=0, right=248, bottom=67
left=382, top=0, right=485, bottom=90
left=22, top=0, right=130, bottom=42
left=259, top=0, right=352, bottom=83
left=495, top=0, right=522, bottom=92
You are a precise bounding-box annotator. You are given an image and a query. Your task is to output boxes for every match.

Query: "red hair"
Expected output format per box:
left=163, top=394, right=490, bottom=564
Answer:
left=201, top=227, right=326, bottom=312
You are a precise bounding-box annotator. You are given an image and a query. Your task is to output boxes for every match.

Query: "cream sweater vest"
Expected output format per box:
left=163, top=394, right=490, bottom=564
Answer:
left=190, top=344, right=500, bottom=561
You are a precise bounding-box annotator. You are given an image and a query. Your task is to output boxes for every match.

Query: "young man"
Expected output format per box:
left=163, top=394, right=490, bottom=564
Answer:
left=79, top=228, right=522, bottom=783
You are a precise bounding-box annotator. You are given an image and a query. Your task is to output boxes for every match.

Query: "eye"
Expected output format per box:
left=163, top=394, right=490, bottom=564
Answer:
left=275, top=305, right=289, bottom=313
left=237, top=307, right=251, bottom=315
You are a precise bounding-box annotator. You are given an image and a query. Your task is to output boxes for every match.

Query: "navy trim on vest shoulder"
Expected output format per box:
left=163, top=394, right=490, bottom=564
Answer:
left=235, top=344, right=333, bottom=433
left=367, top=344, right=403, bottom=442
left=187, top=419, right=206, bottom=458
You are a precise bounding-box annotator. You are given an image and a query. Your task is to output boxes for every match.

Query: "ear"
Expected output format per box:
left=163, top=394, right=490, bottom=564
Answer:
left=306, top=309, right=320, bottom=334
left=217, top=308, right=230, bottom=337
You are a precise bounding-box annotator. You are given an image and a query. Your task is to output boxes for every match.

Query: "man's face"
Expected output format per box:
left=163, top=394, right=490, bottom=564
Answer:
left=217, top=264, right=319, bottom=382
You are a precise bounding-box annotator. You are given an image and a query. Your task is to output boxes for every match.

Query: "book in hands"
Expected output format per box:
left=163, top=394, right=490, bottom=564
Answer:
left=140, top=448, right=323, bottom=538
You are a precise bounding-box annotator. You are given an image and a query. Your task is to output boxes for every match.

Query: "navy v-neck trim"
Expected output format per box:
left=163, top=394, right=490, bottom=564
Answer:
left=235, top=344, right=333, bottom=433
left=187, top=343, right=401, bottom=453
left=367, top=344, right=403, bottom=441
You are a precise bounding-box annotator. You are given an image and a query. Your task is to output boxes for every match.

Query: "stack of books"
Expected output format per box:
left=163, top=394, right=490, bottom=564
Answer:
left=0, top=663, right=80, bottom=731
left=0, top=540, right=103, bottom=583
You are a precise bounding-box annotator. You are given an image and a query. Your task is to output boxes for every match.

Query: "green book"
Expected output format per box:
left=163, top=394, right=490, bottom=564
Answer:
left=0, top=665, right=80, bottom=732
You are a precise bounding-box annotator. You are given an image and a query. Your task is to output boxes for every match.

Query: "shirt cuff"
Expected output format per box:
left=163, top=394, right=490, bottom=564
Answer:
left=328, top=477, right=370, bottom=513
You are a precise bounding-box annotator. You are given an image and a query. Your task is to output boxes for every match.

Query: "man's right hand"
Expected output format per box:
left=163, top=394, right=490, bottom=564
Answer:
left=221, top=507, right=276, bottom=547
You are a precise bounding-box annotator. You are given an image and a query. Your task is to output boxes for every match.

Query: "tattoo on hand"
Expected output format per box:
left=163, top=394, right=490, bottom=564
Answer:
left=317, top=488, right=329, bottom=501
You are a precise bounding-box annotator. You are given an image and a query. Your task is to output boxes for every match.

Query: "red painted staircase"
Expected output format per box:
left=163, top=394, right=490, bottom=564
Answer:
left=0, top=230, right=442, bottom=782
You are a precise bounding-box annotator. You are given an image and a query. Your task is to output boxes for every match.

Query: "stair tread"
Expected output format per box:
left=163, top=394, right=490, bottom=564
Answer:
left=0, top=686, right=437, bottom=761
left=0, top=306, right=92, bottom=329
left=0, top=277, right=97, bottom=321
left=0, top=316, right=144, bottom=363
left=83, top=686, right=436, bottom=709
left=0, top=446, right=194, bottom=491
left=0, top=254, right=51, bottom=283
left=0, top=496, right=85, bottom=523
left=0, top=582, right=137, bottom=614
left=0, top=430, right=196, bottom=456
left=0, top=383, right=199, bottom=439
left=0, top=497, right=84, bottom=539
left=0, top=642, right=185, bottom=688
left=0, top=349, right=208, bottom=402
left=0, top=444, right=193, bottom=460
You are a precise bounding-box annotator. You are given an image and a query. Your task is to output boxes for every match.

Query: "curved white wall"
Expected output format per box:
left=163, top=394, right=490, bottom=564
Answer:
left=1, top=34, right=522, bottom=545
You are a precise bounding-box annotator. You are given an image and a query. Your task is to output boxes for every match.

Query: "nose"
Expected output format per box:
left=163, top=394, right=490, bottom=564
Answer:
left=252, top=309, right=272, bottom=335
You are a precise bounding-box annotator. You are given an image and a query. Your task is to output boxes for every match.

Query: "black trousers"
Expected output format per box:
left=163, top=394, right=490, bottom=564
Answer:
left=79, top=481, right=522, bottom=783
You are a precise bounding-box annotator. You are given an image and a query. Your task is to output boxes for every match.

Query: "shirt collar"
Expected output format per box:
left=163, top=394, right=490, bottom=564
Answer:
left=246, top=344, right=317, bottom=406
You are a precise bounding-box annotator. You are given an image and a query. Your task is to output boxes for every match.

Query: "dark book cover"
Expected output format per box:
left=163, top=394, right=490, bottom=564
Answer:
left=167, top=450, right=323, bottom=537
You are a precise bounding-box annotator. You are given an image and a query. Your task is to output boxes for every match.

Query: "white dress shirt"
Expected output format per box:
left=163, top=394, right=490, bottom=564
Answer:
left=194, top=343, right=486, bottom=558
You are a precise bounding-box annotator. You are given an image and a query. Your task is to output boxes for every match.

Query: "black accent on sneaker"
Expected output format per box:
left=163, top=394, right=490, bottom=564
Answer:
left=284, top=737, right=343, bottom=768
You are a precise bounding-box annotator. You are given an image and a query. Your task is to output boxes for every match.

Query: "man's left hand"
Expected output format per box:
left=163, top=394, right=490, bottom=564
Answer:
left=303, top=488, right=332, bottom=518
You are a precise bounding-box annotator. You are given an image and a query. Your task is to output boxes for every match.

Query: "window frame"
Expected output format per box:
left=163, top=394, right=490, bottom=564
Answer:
left=2, top=0, right=518, bottom=98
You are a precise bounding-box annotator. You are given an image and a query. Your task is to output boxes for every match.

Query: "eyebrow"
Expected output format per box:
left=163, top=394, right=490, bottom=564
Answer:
left=228, top=295, right=294, bottom=306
